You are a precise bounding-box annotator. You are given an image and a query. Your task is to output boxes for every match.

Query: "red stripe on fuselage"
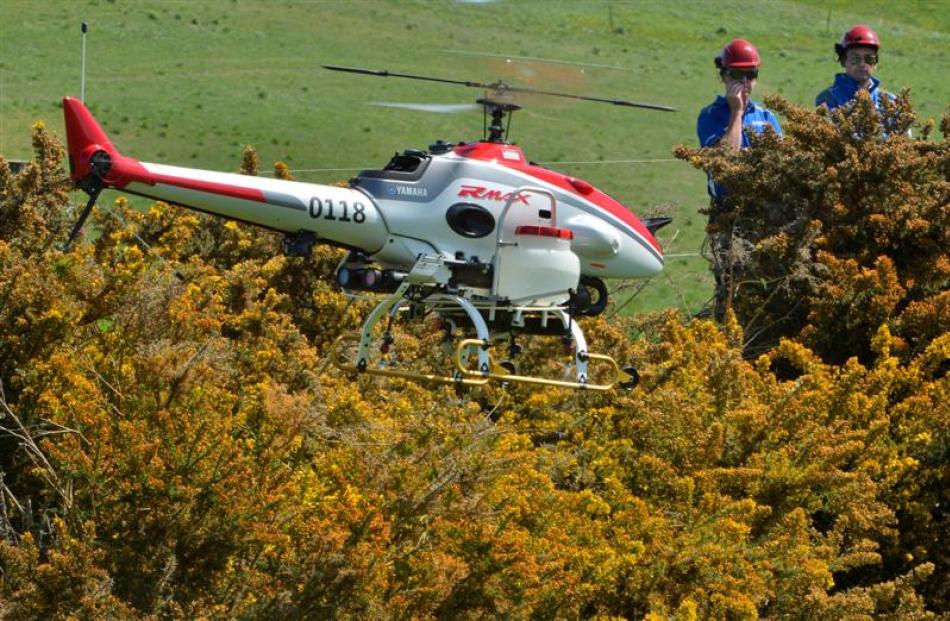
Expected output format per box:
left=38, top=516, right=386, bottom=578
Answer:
left=453, top=142, right=661, bottom=254
left=148, top=172, right=268, bottom=203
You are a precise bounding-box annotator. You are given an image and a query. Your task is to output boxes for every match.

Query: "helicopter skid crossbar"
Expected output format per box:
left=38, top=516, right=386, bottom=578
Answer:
left=330, top=287, right=636, bottom=390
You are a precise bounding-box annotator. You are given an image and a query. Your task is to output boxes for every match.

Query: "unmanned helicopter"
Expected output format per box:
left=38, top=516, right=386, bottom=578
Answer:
left=61, top=64, right=675, bottom=391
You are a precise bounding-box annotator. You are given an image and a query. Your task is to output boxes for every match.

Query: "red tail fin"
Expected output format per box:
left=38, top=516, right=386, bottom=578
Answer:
left=62, top=97, right=151, bottom=188
left=63, top=97, right=117, bottom=180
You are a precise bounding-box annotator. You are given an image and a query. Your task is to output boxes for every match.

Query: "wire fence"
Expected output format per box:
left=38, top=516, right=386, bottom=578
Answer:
left=263, top=157, right=681, bottom=176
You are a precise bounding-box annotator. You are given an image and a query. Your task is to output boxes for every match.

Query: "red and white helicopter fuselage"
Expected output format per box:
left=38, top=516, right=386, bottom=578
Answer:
left=64, top=98, right=662, bottom=280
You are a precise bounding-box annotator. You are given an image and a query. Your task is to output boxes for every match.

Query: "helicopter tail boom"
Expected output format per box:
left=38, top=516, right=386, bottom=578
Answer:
left=61, top=97, right=389, bottom=253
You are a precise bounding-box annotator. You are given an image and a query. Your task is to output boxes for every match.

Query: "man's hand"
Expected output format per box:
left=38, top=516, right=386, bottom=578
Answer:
left=725, top=80, right=749, bottom=114
left=720, top=80, right=749, bottom=150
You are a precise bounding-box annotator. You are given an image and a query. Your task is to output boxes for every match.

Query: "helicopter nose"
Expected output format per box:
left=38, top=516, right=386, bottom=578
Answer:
left=564, top=214, right=662, bottom=278
left=567, top=215, right=621, bottom=259
left=617, top=234, right=663, bottom=278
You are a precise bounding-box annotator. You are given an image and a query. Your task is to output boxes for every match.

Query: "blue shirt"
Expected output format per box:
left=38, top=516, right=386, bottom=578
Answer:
left=696, top=96, right=783, bottom=200
left=815, top=73, right=892, bottom=111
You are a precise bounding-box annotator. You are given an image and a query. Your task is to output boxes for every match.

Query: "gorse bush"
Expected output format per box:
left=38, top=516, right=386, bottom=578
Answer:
left=675, top=91, right=950, bottom=364
left=0, top=119, right=947, bottom=618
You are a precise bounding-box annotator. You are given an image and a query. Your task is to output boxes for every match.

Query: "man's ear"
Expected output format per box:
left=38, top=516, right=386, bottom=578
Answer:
left=834, top=43, right=846, bottom=67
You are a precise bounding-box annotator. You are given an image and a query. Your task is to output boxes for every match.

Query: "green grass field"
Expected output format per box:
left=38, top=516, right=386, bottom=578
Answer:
left=2, top=0, right=948, bottom=313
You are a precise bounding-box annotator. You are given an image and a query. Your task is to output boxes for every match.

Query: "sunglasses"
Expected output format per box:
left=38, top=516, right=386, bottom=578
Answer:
left=846, top=53, right=878, bottom=65
left=725, top=68, right=759, bottom=81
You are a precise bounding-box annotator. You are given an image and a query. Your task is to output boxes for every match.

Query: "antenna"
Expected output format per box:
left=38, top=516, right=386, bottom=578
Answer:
left=80, top=22, right=88, bottom=102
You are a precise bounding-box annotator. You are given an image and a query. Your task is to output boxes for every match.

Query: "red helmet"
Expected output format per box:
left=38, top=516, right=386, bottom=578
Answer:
left=716, top=39, right=762, bottom=69
left=836, top=24, right=880, bottom=56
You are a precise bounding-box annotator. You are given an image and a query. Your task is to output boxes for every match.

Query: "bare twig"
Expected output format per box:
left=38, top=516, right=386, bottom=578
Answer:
left=1, top=477, right=24, bottom=545
left=1, top=480, right=25, bottom=515
left=0, top=378, right=76, bottom=510
left=82, top=361, right=125, bottom=399
left=163, top=338, right=213, bottom=408
left=483, top=390, right=508, bottom=422
left=606, top=279, right=652, bottom=319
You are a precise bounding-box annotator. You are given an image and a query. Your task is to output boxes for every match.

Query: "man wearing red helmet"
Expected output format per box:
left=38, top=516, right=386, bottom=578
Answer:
left=816, top=24, right=893, bottom=111
left=697, top=38, right=783, bottom=199
left=697, top=39, right=783, bottom=321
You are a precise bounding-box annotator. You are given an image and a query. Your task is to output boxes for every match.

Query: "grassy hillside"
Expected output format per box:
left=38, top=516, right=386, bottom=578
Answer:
left=2, top=0, right=948, bottom=313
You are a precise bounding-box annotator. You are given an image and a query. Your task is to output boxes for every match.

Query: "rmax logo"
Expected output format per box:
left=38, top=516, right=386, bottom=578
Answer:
left=458, top=184, right=529, bottom=204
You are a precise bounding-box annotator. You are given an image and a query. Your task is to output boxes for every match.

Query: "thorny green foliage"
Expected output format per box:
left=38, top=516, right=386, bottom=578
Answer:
left=676, top=91, right=950, bottom=364
left=0, top=123, right=947, bottom=619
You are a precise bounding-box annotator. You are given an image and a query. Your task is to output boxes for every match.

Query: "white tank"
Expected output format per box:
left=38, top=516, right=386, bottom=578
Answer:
left=493, top=225, right=580, bottom=305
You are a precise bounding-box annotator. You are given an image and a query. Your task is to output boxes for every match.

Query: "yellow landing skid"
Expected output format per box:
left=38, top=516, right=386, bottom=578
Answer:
left=329, top=334, right=637, bottom=391
left=453, top=338, right=630, bottom=391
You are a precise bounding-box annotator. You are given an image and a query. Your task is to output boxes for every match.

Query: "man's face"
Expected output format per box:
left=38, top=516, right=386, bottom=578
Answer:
left=723, top=67, right=758, bottom=94
left=843, top=45, right=878, bottom=83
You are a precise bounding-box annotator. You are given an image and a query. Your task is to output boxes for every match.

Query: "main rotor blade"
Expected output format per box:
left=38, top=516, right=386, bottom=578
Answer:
left=499, top=84, right=677, bottom=111
left=323, top=64, right=490, bottom=89
left=323, top=64, right=676, bottom=112
left=370, top=101, right=481, bottom=114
